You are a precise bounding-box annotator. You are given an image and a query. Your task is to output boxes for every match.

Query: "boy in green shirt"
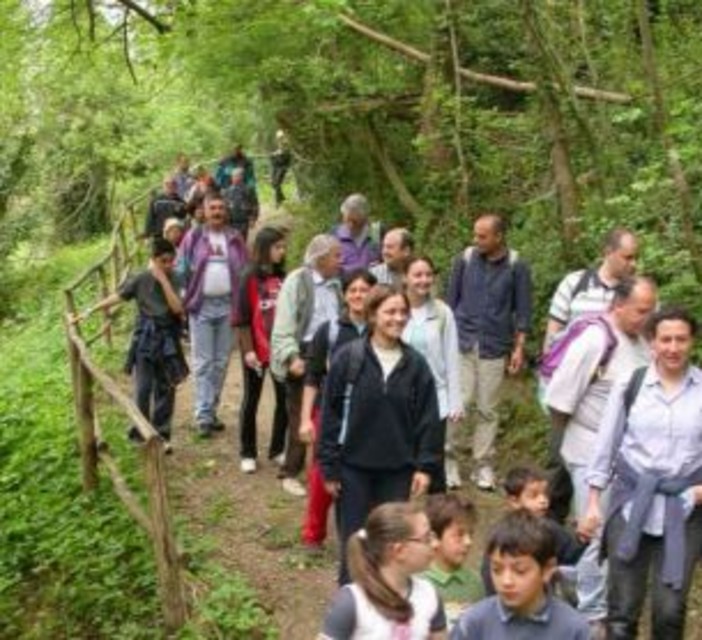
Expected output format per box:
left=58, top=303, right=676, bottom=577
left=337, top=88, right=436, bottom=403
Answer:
left=423, top=494, right=484, bottom=630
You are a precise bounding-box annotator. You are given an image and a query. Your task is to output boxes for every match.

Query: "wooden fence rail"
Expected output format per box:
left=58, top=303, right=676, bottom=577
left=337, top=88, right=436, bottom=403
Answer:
left=63, top=192, right=187, bottom=632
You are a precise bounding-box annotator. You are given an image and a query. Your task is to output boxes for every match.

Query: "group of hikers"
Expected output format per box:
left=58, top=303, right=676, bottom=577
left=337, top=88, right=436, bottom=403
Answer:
left=71, top=147, right=702, bottom=639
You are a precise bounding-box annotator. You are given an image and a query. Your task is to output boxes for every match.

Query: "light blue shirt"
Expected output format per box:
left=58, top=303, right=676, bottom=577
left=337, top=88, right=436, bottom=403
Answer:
left=303, top=270, right=341, bottom=342
left=588, top=364, right=702, bottom=535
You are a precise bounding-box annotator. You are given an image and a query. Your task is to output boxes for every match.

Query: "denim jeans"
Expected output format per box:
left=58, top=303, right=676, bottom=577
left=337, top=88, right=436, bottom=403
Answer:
left=606, top=510, right=702, bottom=640
left=567, top=461, right=609, bottom=621
left=190, top=296, right=233, bottom=425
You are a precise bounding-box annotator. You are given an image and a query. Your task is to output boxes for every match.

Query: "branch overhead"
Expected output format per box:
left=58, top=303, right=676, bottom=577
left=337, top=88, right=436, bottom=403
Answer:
left=338, top=13, right=632, bottom=105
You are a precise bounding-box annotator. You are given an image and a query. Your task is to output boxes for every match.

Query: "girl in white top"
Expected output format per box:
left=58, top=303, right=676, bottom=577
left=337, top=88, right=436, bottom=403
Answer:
left=320, top=502, right=447, bottom=640
left=402, top=257, right=464, bottom=490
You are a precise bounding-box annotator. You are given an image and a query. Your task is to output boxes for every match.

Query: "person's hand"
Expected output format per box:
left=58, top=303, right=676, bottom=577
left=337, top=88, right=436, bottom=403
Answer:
left=324, top=480, right=341, bottom=499
left=288, top=357, right=306, bottom=378
left=447, top=410, right=464, bottom=423
left=578, top=502, right=602, bottom=542
left=410, top=471, right=431, bottom=497
left=507, top=346, right=525, bottom=375
left=299, top=418, right=316, bottom=445
left=244, top=351, right=261, bottom=370
left=149, top=259, right=166, bottom=282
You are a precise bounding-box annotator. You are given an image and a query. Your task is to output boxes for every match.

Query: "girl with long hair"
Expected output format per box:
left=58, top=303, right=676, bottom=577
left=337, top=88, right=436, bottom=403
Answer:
left=233, top=226, right=287, bottom=473
left=319, top=502, right=447, bottom=639
left=402, top=256, right=463, bottom=491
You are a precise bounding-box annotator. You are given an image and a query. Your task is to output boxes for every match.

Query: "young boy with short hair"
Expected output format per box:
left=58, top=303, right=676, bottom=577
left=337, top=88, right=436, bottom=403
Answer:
left=450, top=510, right=589, bottom=639
left=422, top=494, right=484, bottom=629
left=72, top=238, right=188, bottom=452
left=481, top=465, right=585, bottom=595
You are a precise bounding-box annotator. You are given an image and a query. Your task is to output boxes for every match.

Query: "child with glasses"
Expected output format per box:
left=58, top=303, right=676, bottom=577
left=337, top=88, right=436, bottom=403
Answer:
left=319, top=502, right=446, bottom=640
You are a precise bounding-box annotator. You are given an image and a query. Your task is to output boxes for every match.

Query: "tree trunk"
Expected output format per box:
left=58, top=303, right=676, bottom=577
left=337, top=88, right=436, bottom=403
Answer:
left=636, top=0, right=702, bottom=283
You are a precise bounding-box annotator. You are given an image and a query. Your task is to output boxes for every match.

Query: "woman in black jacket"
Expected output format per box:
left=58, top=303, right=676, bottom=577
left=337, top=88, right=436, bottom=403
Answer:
left=319, top=284, right=442, bottom=585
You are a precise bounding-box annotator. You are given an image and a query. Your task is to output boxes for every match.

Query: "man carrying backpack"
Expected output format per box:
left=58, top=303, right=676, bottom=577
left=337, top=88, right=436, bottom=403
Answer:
left=543, top=229, right=638, bottom=524
left=446, top=213, right=532, bottom=491
left=545, top=276, right=656, bottom=636
left=544, top=228, right=639, bottom=349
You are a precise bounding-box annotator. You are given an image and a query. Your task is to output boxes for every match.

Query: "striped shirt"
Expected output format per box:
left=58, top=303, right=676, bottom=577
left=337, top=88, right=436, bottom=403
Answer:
left=548, top=268, right=615, bottom=327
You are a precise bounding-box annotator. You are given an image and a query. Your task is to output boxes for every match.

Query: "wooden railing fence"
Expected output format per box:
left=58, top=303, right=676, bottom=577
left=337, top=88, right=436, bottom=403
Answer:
left=63, top=192, right=187, bottom=631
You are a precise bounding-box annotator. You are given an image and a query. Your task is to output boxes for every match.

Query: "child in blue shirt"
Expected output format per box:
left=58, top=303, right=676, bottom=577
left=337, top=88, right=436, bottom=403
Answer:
left=451, top=510, right=589, bottom=640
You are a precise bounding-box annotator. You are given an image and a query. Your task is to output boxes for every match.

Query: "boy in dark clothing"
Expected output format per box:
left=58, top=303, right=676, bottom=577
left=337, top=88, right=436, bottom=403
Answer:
left=72, top=239, right=187, bottom=451
left=452, top=510, right=589, bottom=640
left=481, top=465, right=586, bottom=597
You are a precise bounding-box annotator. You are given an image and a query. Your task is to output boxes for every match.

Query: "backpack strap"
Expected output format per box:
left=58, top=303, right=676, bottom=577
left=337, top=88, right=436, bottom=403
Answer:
left=624, top=366, right=647, bottom=417
left=338, top=339, right=366, bottom=446
left=570, top=268, right=595, bottom=302
left=327, top=317, right=341, bottom=354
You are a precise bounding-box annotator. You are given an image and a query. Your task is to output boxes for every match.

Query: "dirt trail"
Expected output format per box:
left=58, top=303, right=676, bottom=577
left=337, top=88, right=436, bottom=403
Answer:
left=168, top=360, right=504, bottom=638
left=165, top=209, right=503, bottom=638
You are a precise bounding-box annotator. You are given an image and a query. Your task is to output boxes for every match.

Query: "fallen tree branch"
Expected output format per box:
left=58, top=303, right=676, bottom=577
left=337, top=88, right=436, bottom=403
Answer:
left=338, top=12, right=632, bottom=105
left=362, top=118, right=425, bottom=222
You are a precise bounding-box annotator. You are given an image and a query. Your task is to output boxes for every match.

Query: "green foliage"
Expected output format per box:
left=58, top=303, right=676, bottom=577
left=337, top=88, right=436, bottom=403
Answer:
left=178, top=568, right=277, bottom=640
left=0, top=241, right=161, bottom=638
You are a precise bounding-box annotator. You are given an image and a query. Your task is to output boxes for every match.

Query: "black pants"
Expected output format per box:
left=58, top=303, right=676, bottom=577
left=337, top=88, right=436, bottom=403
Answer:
left=281, top=375, right=306, bottom=478
left=546, top=425, right=573, bottom=524
left=336, top=465, right=414, bottom=585
left=134, top=355, right=175, bottom=439
left=239, top=361, right=287, bottom=460
left=606, top=510, right=702, bottom=640
left=427, top=418, right=447, bottom=494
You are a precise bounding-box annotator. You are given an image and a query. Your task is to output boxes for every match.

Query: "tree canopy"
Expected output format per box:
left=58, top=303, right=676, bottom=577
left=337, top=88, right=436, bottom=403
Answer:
left=4, top=0, right=702, bottom=323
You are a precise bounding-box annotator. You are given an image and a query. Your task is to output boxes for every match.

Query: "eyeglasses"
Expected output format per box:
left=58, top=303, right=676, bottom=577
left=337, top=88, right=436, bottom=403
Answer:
left=406, top=531, right=436, bottom=545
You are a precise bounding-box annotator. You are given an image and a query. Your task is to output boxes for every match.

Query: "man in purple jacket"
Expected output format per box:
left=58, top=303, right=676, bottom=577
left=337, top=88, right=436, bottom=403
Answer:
left=177, top=194, right=248, bottom=437
left=331, top=193, right=380, bottom=273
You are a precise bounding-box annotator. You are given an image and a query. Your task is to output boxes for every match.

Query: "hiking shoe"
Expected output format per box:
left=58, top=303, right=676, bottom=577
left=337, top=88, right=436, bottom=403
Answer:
left=271, top=453, right=286, bottom=468
left=445, top=459, right=463, bottom=490
left=211, top=417, right=225, bottom=432
left=281, top=478, right=307, bottom=497
left=472, top=464, right=496, bottom=491
left=240, top=458, right=257, bottom=474
left=197, top=422, right=213, bottom=439
left=127, top=427, right=145, bottom=444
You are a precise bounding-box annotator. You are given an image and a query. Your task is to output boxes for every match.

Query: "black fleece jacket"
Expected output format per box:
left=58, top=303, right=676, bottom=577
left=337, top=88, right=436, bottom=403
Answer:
left=318, top=338, right=442, bottom=482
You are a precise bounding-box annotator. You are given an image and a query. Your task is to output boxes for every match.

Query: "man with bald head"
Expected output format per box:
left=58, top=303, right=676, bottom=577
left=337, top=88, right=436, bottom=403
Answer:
left=370, top=228, right=414, bottom=287
left=545, top=276, right=657, bottom=632
left=446, top=213, right=532, bottom=491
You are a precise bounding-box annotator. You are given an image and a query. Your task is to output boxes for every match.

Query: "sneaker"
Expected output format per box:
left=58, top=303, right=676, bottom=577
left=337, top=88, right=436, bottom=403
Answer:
left=271, top=453, right=286, bottom=468
left=240, top=458, right=257, bottom=474
left=445, top=459, right=463, bottom=490
left=211, top=417, right=225, bottom=432
left=281, top=478, right=307, bottom=497
left=472, top=464, right=496, bottom=491
left=162, top=441, right=173, bottom=455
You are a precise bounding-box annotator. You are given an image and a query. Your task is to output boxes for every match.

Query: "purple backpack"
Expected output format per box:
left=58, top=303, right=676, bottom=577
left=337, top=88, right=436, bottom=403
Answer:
left=539, top=315, right=618, bottom=382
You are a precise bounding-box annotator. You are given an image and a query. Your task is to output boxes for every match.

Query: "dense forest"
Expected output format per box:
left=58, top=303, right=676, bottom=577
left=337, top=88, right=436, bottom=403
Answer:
left=3, top=1, right=702, bottom=637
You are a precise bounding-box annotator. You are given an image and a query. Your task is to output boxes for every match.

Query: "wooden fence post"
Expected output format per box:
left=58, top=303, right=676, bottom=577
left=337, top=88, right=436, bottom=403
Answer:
left=64, top=290, right=98, bottom=490
left=96, top=264, right=113, bottom=348
left=144, top=438, right=188, bottom=630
